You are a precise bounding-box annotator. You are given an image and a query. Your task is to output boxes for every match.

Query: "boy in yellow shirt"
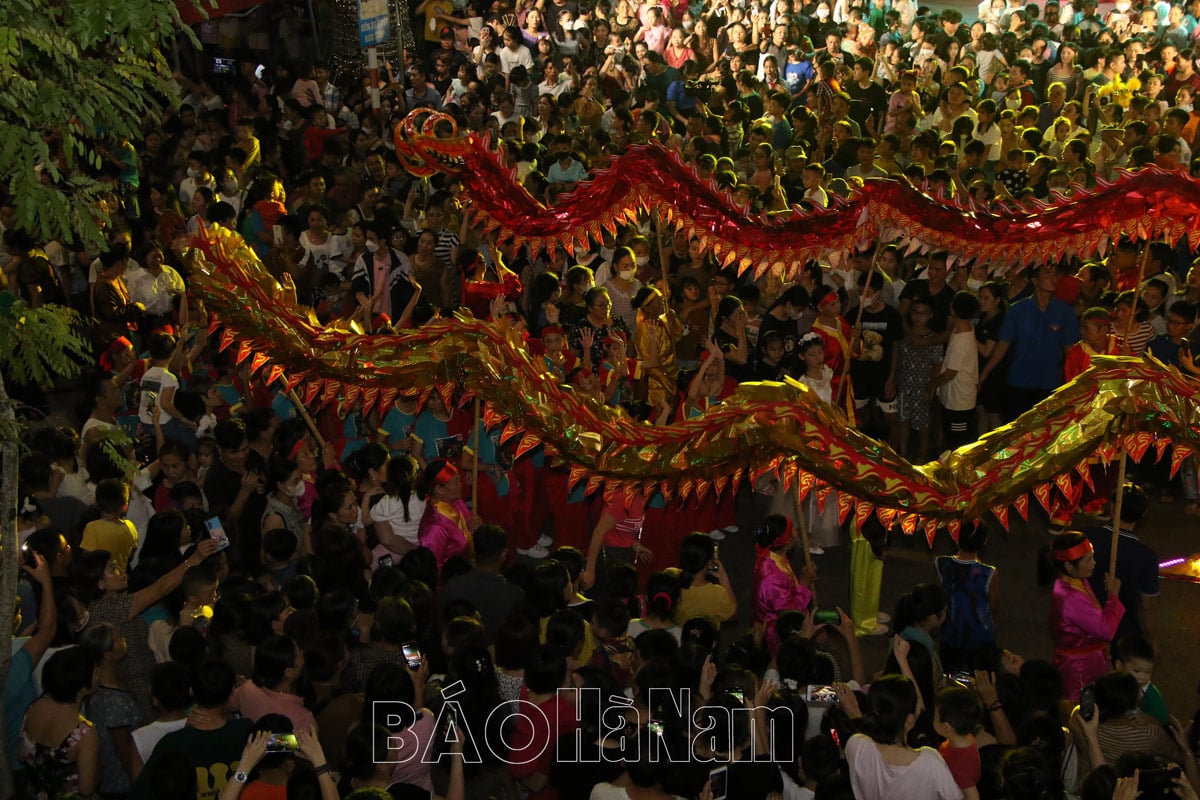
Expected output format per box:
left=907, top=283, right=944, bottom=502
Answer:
left=81, top=478, right=138, bottom=569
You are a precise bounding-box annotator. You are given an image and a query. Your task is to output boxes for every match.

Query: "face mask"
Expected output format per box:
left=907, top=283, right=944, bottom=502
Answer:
left=288, top=480, right=307, bottom=498
left=788, top=309, right=804, bottom=320
left=619, top=268, right=636, bottom=280
left=817, top=8, right=829, bottom=17
left=74, top=609, right=91, bottom=633
left=683, top=20, right=694, bottom=29
left=365, top=241, right=380, bottom=253
left=635, top=255, right=649, bottom=267
left=224, top=180, right=238, bottom=194
left=187, top=167, right=199, bottom=178
left=1006, top=96, right=1022, bottom=109
left=967, top=278, right=985, bottom=291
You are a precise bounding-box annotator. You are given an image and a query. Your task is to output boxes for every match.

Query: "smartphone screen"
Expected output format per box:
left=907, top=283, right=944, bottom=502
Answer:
left=266, top=733, right=298, bottom=752
left=709, top=765, right=728, bottom=800
left=402, top=642, right=424, bottom=670
left=205, top=517, right=231, bottom=552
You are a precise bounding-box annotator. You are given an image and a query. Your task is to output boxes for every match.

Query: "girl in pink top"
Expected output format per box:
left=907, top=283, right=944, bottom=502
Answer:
left=417, top=459, right=478, bottom=572
left=1039, top=531, right=1125, bottom=701
left=752, top=514, right=817, bottom=655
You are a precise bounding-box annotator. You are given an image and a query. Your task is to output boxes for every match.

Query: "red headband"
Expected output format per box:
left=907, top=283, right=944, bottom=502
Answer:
left=541, top=324, right=565, bottom=337
left=1054, top=540, right=1093, bottom=562
left=288, top=439, right=306, bottom=461
left=769, top=517, right=795, bottom=549
left=817, top=291, right=840, bottom=308
left=99, top=336, right=133, bottom=372
left=434, top=462, right=459, bottom=486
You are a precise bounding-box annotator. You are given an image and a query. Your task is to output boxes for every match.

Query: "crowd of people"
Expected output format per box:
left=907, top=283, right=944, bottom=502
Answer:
left=6, top=0, right=1200, bottom=797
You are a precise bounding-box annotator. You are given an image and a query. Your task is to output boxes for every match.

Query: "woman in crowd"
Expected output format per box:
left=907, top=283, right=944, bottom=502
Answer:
left=1039, top=531, right=1124, bottom=701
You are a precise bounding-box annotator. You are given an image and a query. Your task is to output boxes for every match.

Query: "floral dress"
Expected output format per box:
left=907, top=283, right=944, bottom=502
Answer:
left=897, top=338, right=943, bottom=430
left=19, top=716, right=94, bottom=800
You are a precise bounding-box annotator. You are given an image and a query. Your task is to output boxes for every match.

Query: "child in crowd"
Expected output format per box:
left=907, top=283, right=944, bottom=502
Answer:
left=81, top=478, right=138, bottom=569
left=1112, top=634, right=1168, bottom=723
left=936, top=522, right=997, bottom=674
left=935, top=685, right=984, bottom=800
left=896, top=296, right=943, bottom=461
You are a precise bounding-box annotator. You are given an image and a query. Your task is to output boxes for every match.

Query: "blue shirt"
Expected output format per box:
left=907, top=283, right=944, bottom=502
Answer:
left=5, top=639, right=35, bottom=769
left=381, top=406, right=418, bottom=456
left=414, top=410, right=451, bottom=461
left=997, top=295, right=1080, bottom=389
left=1147, top=334, right=1182, bottom=367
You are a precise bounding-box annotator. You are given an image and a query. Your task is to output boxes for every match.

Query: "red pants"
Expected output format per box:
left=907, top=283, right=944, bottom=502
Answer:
left=541, top=468, right=594, bottom=552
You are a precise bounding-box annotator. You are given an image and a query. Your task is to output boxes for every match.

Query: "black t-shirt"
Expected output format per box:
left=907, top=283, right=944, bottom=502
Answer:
left=1085, top=526, right=1160, bottom=640
left=845, top=80, right=889, bottom=131
left=900, top=279, right=953, bottom=332
left=757, top=312, right=801, bottom=370
left=131, top=719, right=255, bottom=800
left=715, top=327, right=755, bottom=381
left=850, top=302, right=904, bottom=391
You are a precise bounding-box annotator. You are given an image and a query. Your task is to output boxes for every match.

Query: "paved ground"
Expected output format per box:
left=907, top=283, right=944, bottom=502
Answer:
left=723, top=486, right=1200, bottom=719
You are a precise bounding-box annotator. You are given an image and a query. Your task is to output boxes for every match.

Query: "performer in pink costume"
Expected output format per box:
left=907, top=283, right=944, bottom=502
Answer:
left=1042, top=531, right=1125, bottom=701
left=752, top=514, right=818, bottom=656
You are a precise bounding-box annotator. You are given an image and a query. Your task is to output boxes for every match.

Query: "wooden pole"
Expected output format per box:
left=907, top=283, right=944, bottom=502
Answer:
left=794, top=468, right=814, bottom=567
left=286, top=389, right=328, bottom=451
left=471, top=398, right=482, bottom=512
left=837, top=244, right=884, bottom=408
left=1109, top=241, right=1152, bottom=577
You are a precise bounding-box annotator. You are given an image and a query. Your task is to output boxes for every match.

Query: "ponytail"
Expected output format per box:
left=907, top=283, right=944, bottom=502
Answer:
left=383, top=455, right=419, bottom=523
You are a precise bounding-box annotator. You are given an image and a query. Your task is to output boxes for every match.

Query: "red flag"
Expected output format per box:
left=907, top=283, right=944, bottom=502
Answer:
left=854, top=500, right=874, bottom=530
left=1013, top=495, right=1030, bottom=521
left=991, top=504, right=1010, bottom=530
left=836, top=492, right=854, bottom=526
left=1170, top=445, right=1193, bottom=478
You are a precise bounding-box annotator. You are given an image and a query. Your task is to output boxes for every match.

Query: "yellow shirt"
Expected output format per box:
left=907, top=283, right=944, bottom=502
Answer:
left=675, top=583, right=737, bottom=627
left=81, top=518, right=138, bottom=569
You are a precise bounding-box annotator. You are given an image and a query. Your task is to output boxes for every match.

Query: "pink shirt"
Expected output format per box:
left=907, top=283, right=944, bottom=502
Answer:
left=601, top=491, right=646, bottom=549
left=232, top=681, right=316, bottom=731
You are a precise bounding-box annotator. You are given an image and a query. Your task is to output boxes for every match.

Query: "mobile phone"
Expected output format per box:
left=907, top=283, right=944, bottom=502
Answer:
left=948, top=670, right=975, bottom=685
left=806, top=685, right=839, bottom=703
left=266, top=733, right=299, bottom=752
left=379, top=554, right=394, bottom=568
left=205, top=517, right=231, bottom=552
left=20, top=544, right=37, bottom=569
left=212, top=57, right=237, bottom=76
left=647, top=720, right=664, bottom=736
left=709, top=765, right=728, bottom=800
left=402, top=642, right=424, bottom=670
left=1079, top=684, right=1095, bottom=721
left=728, top=690, right=745, bottom=703
left=1138, top=765, right=1182, bottom=792
left=812, top=609, right=841, bottom=625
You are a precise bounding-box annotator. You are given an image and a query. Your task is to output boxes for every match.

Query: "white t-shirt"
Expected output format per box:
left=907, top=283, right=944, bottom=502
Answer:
left=370, top=494, right=427, bottom=551
left=846, top=734, right=963, bottom=800
left=138, top=365, right=179, bottom=425
left=131, top=719, right=188, bottom=763
left=973, top=120, right=1003, bottom=163
left=938, top=329, right=979, bottom=411
left=299, top=231, right=351, bottom=280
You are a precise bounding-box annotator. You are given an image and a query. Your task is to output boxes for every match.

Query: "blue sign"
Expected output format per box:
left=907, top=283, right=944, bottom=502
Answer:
left=358, top=0, right=390, bottom=47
